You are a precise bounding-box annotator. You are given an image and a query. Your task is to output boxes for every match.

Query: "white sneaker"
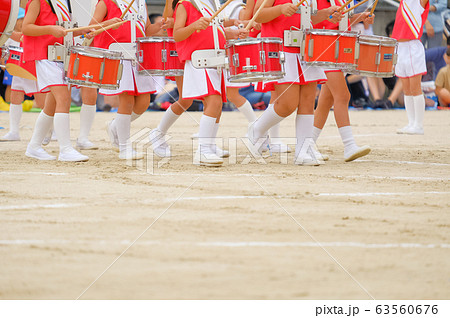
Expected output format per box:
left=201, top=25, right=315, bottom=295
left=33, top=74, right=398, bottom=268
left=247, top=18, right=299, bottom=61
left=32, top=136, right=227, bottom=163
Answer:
left=149, top=128, right=171, bottom=158
left=76, top=139, right=99, bottom=150
left=25, top=145, right=56, bottom=161
left=269, top=142, right=292, bottom=153
left=119, top=149, right=144, bottom=160
left=405, top=126, right=424, bottom=135
left=311, top=145, right=329, bottom=162
left=247, top=122, right=270, bottom=155
left=194, top=146, right=223, bottom=166
left=344, top=145, right=371, bottom=162
left=106, top=120, right=119, bottom=152
left=211, top=145, right=230, bottom=158
left=191, top=132, right=199, bottom=139
left=58, top=148, right=89, bottom=162
left=396, top=125, right=412, bottom=134
left=0, top=131, right=20, bottom=141
left=294, top=153, right=321, bottom=166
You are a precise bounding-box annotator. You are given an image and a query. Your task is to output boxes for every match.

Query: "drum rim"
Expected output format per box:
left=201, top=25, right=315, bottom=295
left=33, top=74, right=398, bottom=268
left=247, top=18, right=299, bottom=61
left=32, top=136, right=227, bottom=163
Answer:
left=136, top=36, right=175, bottom=43
left=226, top=37, right=283, bottom=47
left=304, top=29, right=359, bottom=38
left=352, top=70, right=395, bottom=77
left=138, top=69, right=184, bottom=76
left=358, top=35, right=397, bottom=47
left=69, top=46, right=123, bottom=59
left=227, top=71, right=285, bottom=83
left=7, top=45, right=23, bottom=53
left=67, top=78, right=119, bottom=90
left=0, top=0, right=19, bottom=46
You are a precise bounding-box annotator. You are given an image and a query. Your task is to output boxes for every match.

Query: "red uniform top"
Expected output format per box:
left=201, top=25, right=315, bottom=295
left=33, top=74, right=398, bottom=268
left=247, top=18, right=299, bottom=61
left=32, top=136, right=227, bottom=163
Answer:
left=313, top=0, right=349, bottom=30
left=23, top=0, right=64, bottom=61
left=174, top=0, right=226, bottom=62
left=392, top=0, right=429, bottom=40
left=94, top=0, right=146, bottom=49
left=260, top=0, right=301, bottom=53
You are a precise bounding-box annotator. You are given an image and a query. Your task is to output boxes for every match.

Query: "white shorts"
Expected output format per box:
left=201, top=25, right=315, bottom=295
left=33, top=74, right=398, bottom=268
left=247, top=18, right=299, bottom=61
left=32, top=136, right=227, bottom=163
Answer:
left=99, top=60, right=156, bottom=96
left=11, top=76, right=39, bottom=96
left=35, top=60, right=67, bottom=93
left=395, top=40, right=427, bottom=78
left=182, top=61, right=226, bottom=102
left=277, top=52, right=327, bottom=85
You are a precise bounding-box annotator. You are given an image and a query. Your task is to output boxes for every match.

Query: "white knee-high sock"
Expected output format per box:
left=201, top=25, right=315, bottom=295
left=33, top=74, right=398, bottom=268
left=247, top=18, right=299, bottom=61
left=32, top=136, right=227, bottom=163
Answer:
left=54, top=113, right=73, bottom=153
left=9, top=104, right=22, bottom=134
left=115, top=114, right=131, bottom=153
left=157, top=106, right=180, bottom=133
left=198, top=114, right=216, bottom=150
left=267, top=104, right=282, bottom=140
left=254, top=105, right=284, bottom=139
left=295, top=115, right=314, bottom=151
left=312, top=126, right=322, bottom=143
left=412, top=94, right=425, bottom=129
left=131, top=111, right=141, bottom=122
left=237, top=100, right=257, bottom=122
left=28, top=111, right=53, bottom=149
left=78, top=103, right=96, bottom=142
left=338, top=126, right=358, bottom=153
left=404, top=95, right=415, bottom=127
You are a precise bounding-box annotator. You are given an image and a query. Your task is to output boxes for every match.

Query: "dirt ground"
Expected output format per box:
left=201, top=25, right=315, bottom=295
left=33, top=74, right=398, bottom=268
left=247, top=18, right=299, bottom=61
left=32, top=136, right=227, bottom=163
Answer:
left=0, top=109, right=449, bottom=300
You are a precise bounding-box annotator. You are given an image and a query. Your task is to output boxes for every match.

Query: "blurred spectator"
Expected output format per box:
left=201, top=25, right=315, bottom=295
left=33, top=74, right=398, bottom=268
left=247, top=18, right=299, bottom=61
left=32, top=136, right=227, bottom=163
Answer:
left=434, top=46, right=450, bottom=106
left=424, top=36, right=450, bottom=80
left=422, top=0, right=447, bottom=48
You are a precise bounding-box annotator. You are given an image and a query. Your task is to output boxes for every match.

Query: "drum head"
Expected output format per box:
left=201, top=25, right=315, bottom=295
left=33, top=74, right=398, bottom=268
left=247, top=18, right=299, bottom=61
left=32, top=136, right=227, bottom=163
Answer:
left=6, top=63, right=37, bottom=81
left=70, top=46, right=123, bottom=59
left=0, top=0, right=19, bottom=46
left=136, top=36, right=174, bottom=44
left=359, top=35, right=397, bottom=47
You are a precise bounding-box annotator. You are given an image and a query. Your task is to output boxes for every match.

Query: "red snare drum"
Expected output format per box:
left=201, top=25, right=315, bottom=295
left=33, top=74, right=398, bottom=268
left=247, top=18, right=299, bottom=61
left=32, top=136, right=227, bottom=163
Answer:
left=0, top=0, right=19, bottom=46
left=137, top=37, right=184, bottom=76
left=66, top=46, right=123, bottom=90
left=226, top=37, right=285, bottom=83
left=6, top=45, right=37, bottom=81
left=303, top=29, right=358, bottom=71
left=353, top=35, right=398, bottom=77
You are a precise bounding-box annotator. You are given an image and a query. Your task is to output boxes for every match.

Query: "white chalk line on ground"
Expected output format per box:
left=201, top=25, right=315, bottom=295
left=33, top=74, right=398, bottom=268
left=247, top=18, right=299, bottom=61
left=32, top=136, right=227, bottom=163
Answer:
left=354, top=175, right=450, bottom=182
left=315, top=191, right=450, bottom=197
left=0, top=203, right=84, bottom=210
left=357, top=159, right=450, bottom=167
left=0, top=240, right=448, bottom=249
left=130, top=172, right=271, bottom=177
left=0, top=171, right=68, bottom=176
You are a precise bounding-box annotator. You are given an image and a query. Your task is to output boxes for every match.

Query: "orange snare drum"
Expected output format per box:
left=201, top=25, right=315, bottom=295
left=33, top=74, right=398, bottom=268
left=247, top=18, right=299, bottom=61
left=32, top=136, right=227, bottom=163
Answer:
left=67, top=46, right=123, bottom=89
left=6, top=45, right=37, bottom=81
left=353, top=35, right=398, bottom=77
left=303, top=29, right=358, bottom=71
left=0, top=0, right=19, bottom=46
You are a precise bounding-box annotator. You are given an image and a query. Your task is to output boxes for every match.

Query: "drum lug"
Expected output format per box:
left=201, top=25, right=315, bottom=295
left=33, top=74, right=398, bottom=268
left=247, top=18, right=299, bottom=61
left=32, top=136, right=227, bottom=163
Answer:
left=162, top=49, right=167, bottom=63
left=233, top=53, right=239, bottom=67
left=308, top=39, right=314, bottom=58
left=259, top=51, right=266, bottom=65
left=375, top=52, right=381, bottom=65
left=354, top=42, right=360, bottom=60
left=138, top=50, right=144, bottom=63
left=100, top=60, right=105, bottom=81
left=279, top=51, right=285, bottom=64
left=73, top=58, right=80, bottom=77
left=334, top=40, right=339, bottom=60
left=393, top=53, right=398, bottom=66
left=117, top=63, right=123, bottom=81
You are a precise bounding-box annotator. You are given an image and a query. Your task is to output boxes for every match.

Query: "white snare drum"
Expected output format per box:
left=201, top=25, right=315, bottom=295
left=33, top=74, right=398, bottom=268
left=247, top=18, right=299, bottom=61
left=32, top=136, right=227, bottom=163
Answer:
left=66, top=46, right=123, bottom=90
left=226, top=37, right=285, bottom=83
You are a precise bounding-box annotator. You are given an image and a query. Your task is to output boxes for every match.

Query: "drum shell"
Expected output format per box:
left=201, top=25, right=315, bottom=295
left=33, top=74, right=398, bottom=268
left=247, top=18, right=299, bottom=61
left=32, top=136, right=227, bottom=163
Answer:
left=354, top=35, right=397, bottom=77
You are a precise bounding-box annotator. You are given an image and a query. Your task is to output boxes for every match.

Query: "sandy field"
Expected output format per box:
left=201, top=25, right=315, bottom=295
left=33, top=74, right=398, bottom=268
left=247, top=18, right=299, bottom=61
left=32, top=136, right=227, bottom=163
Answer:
left=0, top=109, right=449, bottom=300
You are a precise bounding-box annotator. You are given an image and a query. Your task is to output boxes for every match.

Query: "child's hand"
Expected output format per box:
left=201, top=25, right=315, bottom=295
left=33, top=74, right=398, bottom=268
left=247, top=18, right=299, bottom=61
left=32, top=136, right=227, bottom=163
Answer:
left=50, top=25, right=67, bottom=38
left=327, top=6, right=342, bottom=24
left=106, top=17, right=123, bottom=27
left=237, top=28, right=249, bottom=39
left=361, top=12, right=374, bottom=25
left=193, top=17, right=211, bottom=31
left=280, top=3, right=298, bottom=17
left=162, top=17, right=174, bottom=29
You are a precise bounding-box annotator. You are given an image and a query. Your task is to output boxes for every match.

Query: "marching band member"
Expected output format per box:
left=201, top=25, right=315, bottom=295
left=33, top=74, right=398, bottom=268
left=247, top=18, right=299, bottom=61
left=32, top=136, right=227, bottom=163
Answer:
left=251, top=0, right=341, bottom=165
left=173, top=0, right=248, bottom=166
left=313, top=0, right=373, bottom=162
left=94, top=0, right=161, bottom=160
left=393, top=0, right=429, bottom=134
left=22, top=0, right=92, bottom=161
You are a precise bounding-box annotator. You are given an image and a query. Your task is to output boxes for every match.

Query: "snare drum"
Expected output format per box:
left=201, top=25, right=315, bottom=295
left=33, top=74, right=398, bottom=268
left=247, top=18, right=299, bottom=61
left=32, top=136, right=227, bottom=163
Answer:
left=5, top=45, right=37, bottom=81
left=136, top=37, right=184, bottom=76
left=303, top=29, right=358, bottom=71
left=66, top=46, right=123, bottom=90
left=226, top=37, right=285, bottom=83
left=0, top=0, right=19, bottom=46
left=353, top=35, right=398, bottom=77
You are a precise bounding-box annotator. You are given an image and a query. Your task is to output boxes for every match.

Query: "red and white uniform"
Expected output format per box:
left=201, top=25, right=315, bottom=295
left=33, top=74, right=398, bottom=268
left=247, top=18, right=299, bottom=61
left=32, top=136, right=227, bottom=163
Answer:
left=22, top=0, right=67, bottom=93
left=175, top=0, right=227, bottom=102
left=98, top=0, right=156, bottom=96
left=392, top=0, right=429, bottom=78
left=260, top=0, right=326, bottom=87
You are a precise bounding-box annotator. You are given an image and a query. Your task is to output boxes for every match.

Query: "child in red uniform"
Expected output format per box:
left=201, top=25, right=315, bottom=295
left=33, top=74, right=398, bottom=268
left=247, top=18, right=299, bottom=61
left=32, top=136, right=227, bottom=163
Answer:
left=392, top=0, right=429, bottom=134
left=173, top=0, right=248, bottom=166
left=313, top=0, right=373, bottom=162
left=22, top=0, right=91, bottom=161
left=253, top=0, right=341, bottom=165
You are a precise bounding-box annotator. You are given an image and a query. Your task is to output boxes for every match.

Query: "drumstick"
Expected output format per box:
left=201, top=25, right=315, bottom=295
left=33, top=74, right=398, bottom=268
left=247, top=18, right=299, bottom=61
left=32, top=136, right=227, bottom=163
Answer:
left=90, top=20, right=128, bottom=37
left=296, top=0, right=308, bottom=7
left=210, top=0, right=235, bottom=20
left=120, top=0, right=136, bottom=19
left=329, top=0, right=353, bottom=19
left=65, top=23, right=103, bottom=33
left=245, top=0, right=271, bottom=31
left=369, top=0, right=379, bottom=16
left=342, top=0, right=370, bottom=14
